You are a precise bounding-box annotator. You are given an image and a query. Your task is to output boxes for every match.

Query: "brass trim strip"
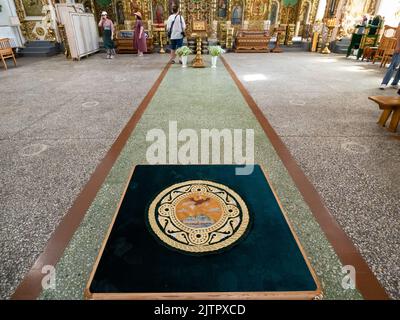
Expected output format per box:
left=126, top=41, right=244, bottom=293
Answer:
left=11, top=62, right=171, bottom=300
left=221, top=56, right=389, bottom=300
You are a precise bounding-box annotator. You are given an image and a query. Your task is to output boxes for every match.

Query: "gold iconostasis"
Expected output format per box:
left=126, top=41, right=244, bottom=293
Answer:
left=13, top=0, right=384, bottom=45
left=78, top=0, right=322, bottom=38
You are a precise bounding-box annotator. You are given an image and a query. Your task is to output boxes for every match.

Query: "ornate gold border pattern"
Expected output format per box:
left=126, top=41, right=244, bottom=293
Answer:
left=148, top=180, right=250, bottom=254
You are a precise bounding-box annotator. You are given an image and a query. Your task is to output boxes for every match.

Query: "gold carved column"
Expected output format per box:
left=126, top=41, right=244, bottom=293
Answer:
left=366, top=0, right=378, bottom=15
left=14, top=0, right=29, bottom=40
left=280, top=1, right=298, bottom=46
left=321, top=17, right=335, bottom=53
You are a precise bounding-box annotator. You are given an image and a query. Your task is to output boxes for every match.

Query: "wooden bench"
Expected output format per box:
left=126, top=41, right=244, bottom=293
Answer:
left=0, top=38, right=17, bottom=70
left=369, top=96, right=400, bottom=132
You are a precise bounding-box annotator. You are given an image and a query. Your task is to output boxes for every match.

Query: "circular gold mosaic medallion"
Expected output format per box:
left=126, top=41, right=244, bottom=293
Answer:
left=148, top=180, right=250, bottom=254
left=35, top=27, right=45, bottom=36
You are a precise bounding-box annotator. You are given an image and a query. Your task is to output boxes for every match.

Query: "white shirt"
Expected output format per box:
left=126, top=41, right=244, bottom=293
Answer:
left=167, top=14, right=186, bottom=40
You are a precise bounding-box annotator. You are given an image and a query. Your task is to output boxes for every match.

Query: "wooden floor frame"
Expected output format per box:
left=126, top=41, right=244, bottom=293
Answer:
left=84, top=165, right=322, bottom=300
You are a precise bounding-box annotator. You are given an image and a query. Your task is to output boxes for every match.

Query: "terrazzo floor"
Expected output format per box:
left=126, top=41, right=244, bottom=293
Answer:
left=39, top=56, right=361, bottom=300
left=0, top=53, right=169, bottom=299
left=0, top=51, right=397, bottom=300
left=224, top=52, right=400, bottom=299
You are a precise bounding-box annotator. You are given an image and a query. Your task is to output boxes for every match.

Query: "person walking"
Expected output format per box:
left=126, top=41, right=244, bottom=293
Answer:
left=134, top=12, right=147, bottom=57
left=98, top=11, right=115, bottom=59
left=380, top=25, right=400, bottom=90
left=167, top=6, right=186, bottom=64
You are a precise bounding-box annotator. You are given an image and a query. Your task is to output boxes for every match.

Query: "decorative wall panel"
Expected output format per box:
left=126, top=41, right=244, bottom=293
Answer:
left=56, top=3, right=99, bottom=59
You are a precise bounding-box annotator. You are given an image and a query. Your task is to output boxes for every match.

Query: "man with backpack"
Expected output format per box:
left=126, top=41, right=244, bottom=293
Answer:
left=166, top=6, right=186, bottom=64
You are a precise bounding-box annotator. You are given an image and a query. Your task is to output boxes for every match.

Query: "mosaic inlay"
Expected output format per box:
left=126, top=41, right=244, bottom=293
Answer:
left=148, top=180, right=250, bottom=254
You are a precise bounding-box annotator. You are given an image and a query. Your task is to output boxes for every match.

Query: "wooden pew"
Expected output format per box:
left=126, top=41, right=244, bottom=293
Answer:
left=368, top=96, right=400, bottom=132
left=372, top=25, right=398, bottom=65
left=0, top=38, right=17, bottom=70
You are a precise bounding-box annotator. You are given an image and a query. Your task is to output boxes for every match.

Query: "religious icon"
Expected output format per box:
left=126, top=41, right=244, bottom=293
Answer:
left=250, top=0, right=267, bottom=20
left=176, top=195, right=223, bottom=228
left=22, top=0, right=44, bottom=16
left=116, top=1, right=125, bottom=25
left=148, top=181, right=250, bottom=254
left=218, top=0, right=227, bottom=18
left=153, top=1, right=164, bottom=24
left=329, top=0, right=337, bottom=18
left=231, top=5, right=242, bottom=25
left=270, top=2, right=278, bottom=25
left=192, top=20, right=206, bottom=31
left=302, top=2, right=310, bottom=24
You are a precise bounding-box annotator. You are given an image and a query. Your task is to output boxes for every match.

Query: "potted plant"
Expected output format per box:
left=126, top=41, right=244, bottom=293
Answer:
left=208, top=46, right=225, bottom=68
left=176, top=46, right=192, bottom=67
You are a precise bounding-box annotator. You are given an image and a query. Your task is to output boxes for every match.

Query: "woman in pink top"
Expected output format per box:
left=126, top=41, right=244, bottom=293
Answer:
left=133, top=12, right=147, bottom=56
left=98, top=11, right=115, bottom=59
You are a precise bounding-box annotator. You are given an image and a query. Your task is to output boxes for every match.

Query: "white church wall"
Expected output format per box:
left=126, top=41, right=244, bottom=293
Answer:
left=377, top=0, right=400, bottom=27
left=0, top=0, right=24, bottom=47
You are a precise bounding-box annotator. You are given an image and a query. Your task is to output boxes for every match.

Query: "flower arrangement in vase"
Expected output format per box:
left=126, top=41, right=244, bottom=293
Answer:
left=208, top=46, right=225, bottom=68
left=175, top=46, right=192, bottom=68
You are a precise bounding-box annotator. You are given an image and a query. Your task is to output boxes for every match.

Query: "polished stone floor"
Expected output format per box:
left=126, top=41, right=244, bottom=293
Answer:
left=0, top=51, right=399, bottom=299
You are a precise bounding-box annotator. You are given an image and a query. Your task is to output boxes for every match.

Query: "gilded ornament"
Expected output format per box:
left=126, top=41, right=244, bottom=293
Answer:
left=249, top=0, right=268, bottom=21
left=36, top=26, right=45, bottom=36
left=148, top=180, right=250, bottom=254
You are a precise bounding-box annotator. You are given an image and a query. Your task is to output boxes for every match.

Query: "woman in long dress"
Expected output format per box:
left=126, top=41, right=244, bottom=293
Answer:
left=133, top=12, right=147, bottom=56
left=98, top=11, right=115, bottom=59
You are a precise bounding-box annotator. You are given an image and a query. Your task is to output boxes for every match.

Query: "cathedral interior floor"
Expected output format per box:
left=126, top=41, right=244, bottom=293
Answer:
left=0, top=52, right=398, bottom=300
